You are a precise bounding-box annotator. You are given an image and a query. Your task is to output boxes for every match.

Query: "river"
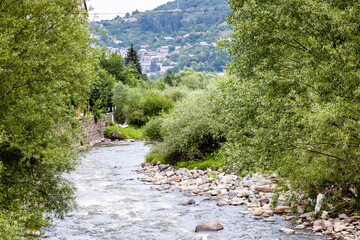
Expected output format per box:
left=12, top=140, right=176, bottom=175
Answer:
left=43, top=142, right=325, bottom=240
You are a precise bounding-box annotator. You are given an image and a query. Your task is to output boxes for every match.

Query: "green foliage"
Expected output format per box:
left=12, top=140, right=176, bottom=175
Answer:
left=91, top=98, right=108, bottom=120
left=112, top=82, right=174, bottom=126
left=125, top=43, right=142, bottom=75
left=176, top=67, right=212, bottom=89
left=89, top=69, right=116, bottom=117
left=176, top=153, right=224, bottom=170
left=150, top=89, right=224, bottom=164
left=142, top=91, right=174, bottom=118
left=99, top=52, right=127, bottom=83
left=143, top=117, right=164, bottom=143
left=162, top=85, right=189, bottom=102
left=0, top=0, right=96, bottom=236
left=105, top=126, right=143, bottom=139
left=219, top=0, right=360, bottom=211
left=145, top=152, right=162, bottom=163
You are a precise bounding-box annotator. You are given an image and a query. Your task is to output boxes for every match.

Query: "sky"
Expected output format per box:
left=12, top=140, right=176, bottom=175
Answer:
left=87, top=0, right=174, bottom=20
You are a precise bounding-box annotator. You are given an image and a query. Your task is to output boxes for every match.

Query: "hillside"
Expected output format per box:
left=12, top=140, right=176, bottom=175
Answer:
left=91, top=0, right=231, bottom=74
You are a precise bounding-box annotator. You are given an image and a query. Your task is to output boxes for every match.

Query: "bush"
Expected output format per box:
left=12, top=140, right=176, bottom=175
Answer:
left=150, top=90, right=224, bottom=164
left=143, top=117, right=164, bottom=143
left=142, top=91, right=174, bottom=118
left=113, top=83, right=175, bottom=126
left=162, top=86, right=189, bottom=102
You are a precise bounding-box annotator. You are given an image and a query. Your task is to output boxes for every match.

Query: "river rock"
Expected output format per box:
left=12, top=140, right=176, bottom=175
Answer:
left=158, top=164, right=169, bottom=171
left=170, top=176, right=182, bottom=182
left=299, top=212, right=314, bottom=219
left=321, top=210, right=329, bottom=219
left=228, top=191, right=237, bottom=198
left=313, top=220, right=325, bottom=232
left=275, top=206, right=290, bottom=214
left=259, top=198, right=270, bottom=206
left=195, top=220, right=224, bottom=232
left=295, top=224, right=306, bottom=230
left=297, top=205, right=306, bottom=214
left=254, top=185, right=272, bottom=193
left=334, top=222, right=346, bottom=232
left=252, top=208, right=264, bottom=216
left=279, top=227, right=295, bottom=234
left=339, top=213, right=349, bottom=219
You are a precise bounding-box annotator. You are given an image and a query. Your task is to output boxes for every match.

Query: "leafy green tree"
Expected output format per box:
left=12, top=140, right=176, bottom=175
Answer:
left=0, top=0, right=96, bottom=236
left=89, top=69, right=116, bottom=118
left=221, top=0, right=360, bottom=209
left=99, top=52, right=127, bottom=83
left=176, top=67, right=211, bottom=89
left=125, top=43, right=142, bottom=75
left=163, top=69, right=176, bottom=86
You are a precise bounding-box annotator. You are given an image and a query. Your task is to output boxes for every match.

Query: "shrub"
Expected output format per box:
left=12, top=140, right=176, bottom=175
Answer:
left=162, top=86, right=189, bottom=102
left=142, top=91, right=174, bottom=118
left=143, top=117, right=164, bottom=143
left=151, top=90, right=224, bottom=164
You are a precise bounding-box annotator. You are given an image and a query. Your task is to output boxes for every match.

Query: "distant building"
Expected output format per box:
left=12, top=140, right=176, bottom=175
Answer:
left=164, top=37, right=174, bottom=41
left=175, top=46, right=181, bottom=51
left=199, top=42, right=208, bottom=47
left=157, top=46, right=169, bottom=55
left=141, top=45, right=150, bottom=49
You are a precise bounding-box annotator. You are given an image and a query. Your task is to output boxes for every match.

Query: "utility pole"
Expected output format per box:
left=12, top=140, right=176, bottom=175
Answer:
left=177, top=0, right=179, bottom=10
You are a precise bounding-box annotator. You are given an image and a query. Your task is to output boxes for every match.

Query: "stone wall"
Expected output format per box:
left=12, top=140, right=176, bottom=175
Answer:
left=81, top=113, right=113, bottom=145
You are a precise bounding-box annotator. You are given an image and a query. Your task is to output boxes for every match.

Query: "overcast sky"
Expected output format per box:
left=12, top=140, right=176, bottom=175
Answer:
left=87, top=0, right=173, bottom=20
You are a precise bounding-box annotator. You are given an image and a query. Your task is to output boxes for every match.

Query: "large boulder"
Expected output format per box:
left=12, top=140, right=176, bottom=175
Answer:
left=195, top=220, right=224, bottom=232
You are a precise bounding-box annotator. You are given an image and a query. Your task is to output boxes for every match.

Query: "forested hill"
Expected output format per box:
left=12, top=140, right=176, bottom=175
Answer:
left=154, top=0, right=228, bottom=11
left=91, top=0, right=231, bottom=73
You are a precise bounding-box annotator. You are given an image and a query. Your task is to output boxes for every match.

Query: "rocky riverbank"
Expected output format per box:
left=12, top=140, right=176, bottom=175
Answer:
left=137, top=161, right=360, bottom=240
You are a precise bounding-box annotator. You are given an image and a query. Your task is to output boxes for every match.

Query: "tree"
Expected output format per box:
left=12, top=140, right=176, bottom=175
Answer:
left=221, top=0, right=360, bottom=210
left=99, top=52, right=127, bottom=83
left=0, top=0, right=96, bottom=236
left=163, top=69, right=176, bottom=86
left=125, top=43, right=142, bottom=75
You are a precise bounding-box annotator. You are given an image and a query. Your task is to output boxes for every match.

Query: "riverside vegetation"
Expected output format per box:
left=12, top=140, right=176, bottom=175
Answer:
left=92, top=0, right=360, bottom=228
left=1, top=0, right=360, bottom=239
left=141, top=0, right=360, bottom=227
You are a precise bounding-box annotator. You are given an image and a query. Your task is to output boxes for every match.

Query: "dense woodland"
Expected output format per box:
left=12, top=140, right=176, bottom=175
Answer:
left=1, top=0, right=360, bottom=239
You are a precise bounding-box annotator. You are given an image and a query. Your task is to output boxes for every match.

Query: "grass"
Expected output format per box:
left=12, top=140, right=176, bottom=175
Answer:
left=145, top=152, right=224, bottom=170
left=105, top=125, right=143, bottom=139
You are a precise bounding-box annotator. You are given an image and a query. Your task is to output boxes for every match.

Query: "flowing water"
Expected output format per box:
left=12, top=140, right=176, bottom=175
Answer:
left=43, top=142, right=324, bottom=240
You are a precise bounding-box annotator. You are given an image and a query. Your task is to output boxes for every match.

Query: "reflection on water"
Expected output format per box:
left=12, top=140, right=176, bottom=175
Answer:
left=43, top=142, right=324, bottom=240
